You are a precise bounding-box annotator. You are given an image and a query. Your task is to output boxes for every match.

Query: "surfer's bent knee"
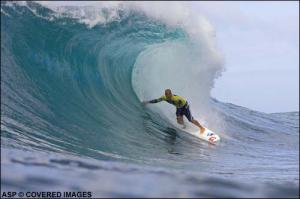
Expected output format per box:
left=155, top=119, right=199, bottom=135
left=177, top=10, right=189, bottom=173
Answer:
left=177, top=116, right=183, bottom=123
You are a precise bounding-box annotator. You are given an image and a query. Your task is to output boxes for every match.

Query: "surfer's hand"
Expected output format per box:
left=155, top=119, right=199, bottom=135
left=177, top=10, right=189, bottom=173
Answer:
left=142, top=101, right=148, bottom=106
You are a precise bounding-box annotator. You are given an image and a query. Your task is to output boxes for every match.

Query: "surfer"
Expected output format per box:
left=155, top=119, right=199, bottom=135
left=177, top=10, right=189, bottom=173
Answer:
left=142, top=89, right=205, bottom=134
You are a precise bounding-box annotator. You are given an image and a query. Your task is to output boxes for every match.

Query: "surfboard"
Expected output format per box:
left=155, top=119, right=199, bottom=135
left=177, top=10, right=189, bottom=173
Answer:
left=181, top=126, right=221, bottom=144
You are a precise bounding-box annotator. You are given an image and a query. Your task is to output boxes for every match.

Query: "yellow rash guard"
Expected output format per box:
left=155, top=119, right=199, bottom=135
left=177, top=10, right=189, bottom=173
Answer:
left=149, top=95, right=187, bottom=108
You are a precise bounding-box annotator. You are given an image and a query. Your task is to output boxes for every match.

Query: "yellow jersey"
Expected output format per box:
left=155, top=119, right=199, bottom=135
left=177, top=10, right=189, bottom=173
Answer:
left=149, top=95, right=187, bottom=108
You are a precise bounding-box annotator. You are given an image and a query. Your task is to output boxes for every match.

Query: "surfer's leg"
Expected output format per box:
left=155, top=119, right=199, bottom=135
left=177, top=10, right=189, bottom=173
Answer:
left=176, top=108, right=184, bottom=125
left=185, top=105, right=205, bottom=133
left=191, top=119, right=205, bottom=134
left=176, top=116, right=184, bottom=125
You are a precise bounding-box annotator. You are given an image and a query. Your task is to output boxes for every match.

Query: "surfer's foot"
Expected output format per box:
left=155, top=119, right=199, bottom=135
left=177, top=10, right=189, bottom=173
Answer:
left=200, top=127, right=205, bottom=134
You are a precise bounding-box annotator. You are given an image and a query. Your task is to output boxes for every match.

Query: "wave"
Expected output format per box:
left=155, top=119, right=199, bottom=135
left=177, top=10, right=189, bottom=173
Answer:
left=1, top=1, right=223, bottom=158
left=1, top=1, right=299, bottom=188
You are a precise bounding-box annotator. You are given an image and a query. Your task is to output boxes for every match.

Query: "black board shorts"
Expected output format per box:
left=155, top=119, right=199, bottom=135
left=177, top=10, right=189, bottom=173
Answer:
left=176, top=103, right=193, bottom=122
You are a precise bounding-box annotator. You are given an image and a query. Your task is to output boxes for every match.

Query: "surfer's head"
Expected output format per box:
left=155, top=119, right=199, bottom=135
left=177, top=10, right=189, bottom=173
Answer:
left=165, top=89, right=173, bottom=99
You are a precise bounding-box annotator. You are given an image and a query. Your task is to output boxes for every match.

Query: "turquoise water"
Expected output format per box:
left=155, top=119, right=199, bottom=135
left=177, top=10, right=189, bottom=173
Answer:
left=1, top=2, right=299, bottom=197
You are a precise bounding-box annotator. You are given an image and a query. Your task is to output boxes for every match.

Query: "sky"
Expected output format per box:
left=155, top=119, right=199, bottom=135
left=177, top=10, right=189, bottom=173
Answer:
left=188, top=1, right=299, bottom=113
left=40, top=1, right=299, bottom=113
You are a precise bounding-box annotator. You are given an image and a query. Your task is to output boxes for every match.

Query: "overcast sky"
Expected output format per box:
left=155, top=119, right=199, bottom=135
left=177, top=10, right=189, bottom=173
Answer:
left=188, top=1, right=299, bottom=113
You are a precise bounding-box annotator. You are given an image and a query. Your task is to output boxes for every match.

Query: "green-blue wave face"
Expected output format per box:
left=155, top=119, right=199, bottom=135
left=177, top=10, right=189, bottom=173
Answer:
left=1, top=2, right=192, bottom=164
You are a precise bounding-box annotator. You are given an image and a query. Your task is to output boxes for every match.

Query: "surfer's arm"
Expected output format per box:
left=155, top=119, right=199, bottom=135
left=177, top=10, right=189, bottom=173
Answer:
left=143, top=96, right=165, bottom=105
left=148, top=98, right=163, bottom=103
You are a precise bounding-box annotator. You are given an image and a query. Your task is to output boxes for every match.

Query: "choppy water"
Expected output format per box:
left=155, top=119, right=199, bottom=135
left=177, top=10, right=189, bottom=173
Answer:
left=1, top=2, right=299, bottom=197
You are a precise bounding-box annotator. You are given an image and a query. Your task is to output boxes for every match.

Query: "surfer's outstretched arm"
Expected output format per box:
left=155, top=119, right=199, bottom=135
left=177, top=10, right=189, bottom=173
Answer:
left=142, top=97, right=164, bottom=105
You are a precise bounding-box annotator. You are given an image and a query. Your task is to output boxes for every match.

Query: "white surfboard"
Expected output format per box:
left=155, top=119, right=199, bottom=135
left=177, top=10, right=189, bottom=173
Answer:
left=180, top=126, right=221, bottom=144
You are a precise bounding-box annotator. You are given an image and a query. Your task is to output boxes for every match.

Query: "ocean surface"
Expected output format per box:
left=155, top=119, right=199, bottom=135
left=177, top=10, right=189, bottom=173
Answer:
left=1, top=2, right=299, bottom=198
